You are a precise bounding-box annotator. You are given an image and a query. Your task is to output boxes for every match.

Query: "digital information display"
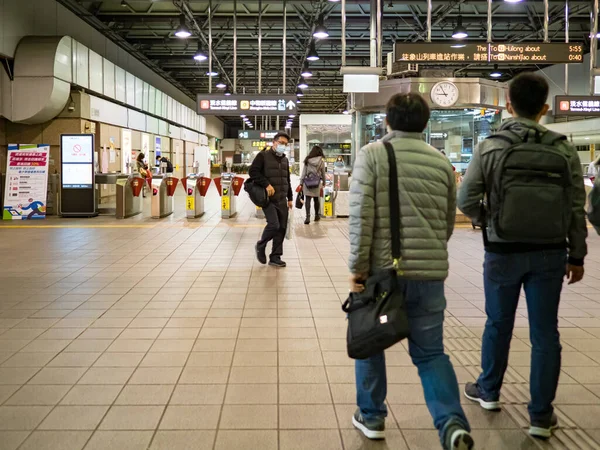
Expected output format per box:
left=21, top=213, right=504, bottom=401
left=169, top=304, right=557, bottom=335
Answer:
left=61, top=134, right=94, bottom=188
left=197, top=94, right=298, bottom=116
left=237, top=130, right=279, bottom=140
left=554, top=95, right=600, bottom=116
left=395, top=42, right=583, bottom=64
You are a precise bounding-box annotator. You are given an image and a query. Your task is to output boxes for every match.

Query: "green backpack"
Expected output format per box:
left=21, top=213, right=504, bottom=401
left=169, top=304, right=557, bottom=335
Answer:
left=485, top=128, right=572, bottom=244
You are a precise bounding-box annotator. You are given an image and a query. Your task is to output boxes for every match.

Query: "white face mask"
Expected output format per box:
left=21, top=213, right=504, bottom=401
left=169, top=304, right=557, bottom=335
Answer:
left=275, top=144, right=287, bottom=155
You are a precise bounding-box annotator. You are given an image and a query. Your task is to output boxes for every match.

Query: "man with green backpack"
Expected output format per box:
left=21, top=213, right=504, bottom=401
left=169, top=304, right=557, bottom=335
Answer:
left=457, top=72, right=587, bottom=440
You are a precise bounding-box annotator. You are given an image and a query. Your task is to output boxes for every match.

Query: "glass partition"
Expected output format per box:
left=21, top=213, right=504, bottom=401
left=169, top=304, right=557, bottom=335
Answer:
left=306, top=124, right=353, bottom=171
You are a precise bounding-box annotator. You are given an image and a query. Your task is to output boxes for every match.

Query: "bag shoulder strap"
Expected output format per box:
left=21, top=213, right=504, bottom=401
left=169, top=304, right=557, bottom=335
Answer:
left=382, top=142, right=401, bottom=265
left=540, top=130, right=567, bottom=146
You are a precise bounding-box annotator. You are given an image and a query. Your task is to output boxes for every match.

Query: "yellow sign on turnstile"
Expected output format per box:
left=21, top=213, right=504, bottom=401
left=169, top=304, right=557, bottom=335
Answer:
left=323, top=202, right=333, bottom=217
left=222, top=195, right=230, bottom=211
left=186, top=197, right=195, bottom=211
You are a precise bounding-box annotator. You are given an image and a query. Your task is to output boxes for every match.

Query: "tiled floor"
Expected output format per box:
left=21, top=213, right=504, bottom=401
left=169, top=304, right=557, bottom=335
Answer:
left=1, top=186, right=600, bottom=449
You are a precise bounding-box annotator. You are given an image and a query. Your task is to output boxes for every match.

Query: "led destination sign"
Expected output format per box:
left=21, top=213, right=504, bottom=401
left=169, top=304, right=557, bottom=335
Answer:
left=395, top=43, right=583, bottom=64
left=197, top=94, right=297, bottom=116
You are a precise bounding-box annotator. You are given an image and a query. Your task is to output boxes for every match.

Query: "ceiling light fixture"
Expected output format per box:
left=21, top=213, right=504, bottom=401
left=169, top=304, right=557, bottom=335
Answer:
left=205, top=70, right=218, bottom=76
left=313, top=18, right=329, bottom=39
left=289, top=115, right=295, bottom=118
left=343, top=110, right=349, bottom=115
left=296, top=89, right=304, bottom=97
left=193, top=43, right=208, bottom=61
left=216, top=78, right=227, bottom=89
left=224, top=87, right=232, bottom=96
left=452, top=16, right=468, bottom=40
left=121, top=0, right=128, bottom=7
left=175, top=15, right=192, bottom=39
left=504, top=0, right=523, bottom=3
left=301, top=65, right=313, bottom=78
left=451, top=44, right=466, bottom=48
left=298, top=78, right=309, bottom=89
left=327, top=0, right=341, bottom=2
left=307, top=41, right=320, bottom=61
left=489, top=64, right=502, bottom=78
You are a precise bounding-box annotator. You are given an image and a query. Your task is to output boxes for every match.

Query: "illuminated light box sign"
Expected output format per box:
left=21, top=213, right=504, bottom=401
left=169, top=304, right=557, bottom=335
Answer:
left=554, top=95, right=600, bottom=116
left=395, top=43, right=583, bottom=64
left=60, top=134, right=97, bottom=217
left=238, top=130, right=279, bottom=140
left=197, top=95, right=297, bottom=116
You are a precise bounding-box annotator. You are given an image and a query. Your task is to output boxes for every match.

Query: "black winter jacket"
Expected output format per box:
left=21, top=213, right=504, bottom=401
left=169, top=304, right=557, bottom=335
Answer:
left=249, top=148, right=293, bottom=204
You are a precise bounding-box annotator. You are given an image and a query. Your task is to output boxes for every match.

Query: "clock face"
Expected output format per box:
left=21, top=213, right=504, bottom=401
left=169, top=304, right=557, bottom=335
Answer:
left=430, top=82, right=460, bottom=107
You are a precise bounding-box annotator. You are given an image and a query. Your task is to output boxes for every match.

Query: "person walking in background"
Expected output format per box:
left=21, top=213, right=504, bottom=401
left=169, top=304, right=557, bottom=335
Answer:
left=156, top=155, right=174, bottom=173
left=300, top=145, right=327, bottom=224
left=249, top=132, right=293, bottom=268
left=349, top=93, right=473, bottom=450
left=457, top=72, right=587, bottom=440
left=136, top=153, right=151, bottom=197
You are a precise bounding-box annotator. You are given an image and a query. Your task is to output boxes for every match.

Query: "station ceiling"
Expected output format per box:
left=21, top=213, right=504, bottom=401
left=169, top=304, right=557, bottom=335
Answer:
left=58, top=0, right=598, bottom=128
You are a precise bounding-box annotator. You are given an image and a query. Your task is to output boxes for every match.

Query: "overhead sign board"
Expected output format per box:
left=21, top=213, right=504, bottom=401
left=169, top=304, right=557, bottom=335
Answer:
left=197, top=94, right=297, bottom=116
left=238, top=130, right=279, bottom=140
left=395, top=42, right=583, bottom=64
left=554, top=95, right=600, bottom=116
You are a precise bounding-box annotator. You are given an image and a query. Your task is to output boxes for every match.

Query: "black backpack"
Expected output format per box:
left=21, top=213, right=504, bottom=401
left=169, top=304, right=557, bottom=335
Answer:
left=484, top=128, right=572, bottom=244
left=244, top=178, right=269, bottom=208
left=165, top=159, right=174, bottom=173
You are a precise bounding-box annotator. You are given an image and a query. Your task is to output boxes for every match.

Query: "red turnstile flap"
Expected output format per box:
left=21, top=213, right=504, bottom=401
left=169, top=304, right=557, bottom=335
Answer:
left=232, top=177, right=244, bottom=196
left=130, top=177, right=144, bottom=197
left=214, top=177, right=222, bottom=196
left=181, top=177, right=188, bottom=191
left=165, top=178, right=179, bottom=196
left=146, top=173, right=153, bottom=189
left=197, top=177, right=212, bottom=197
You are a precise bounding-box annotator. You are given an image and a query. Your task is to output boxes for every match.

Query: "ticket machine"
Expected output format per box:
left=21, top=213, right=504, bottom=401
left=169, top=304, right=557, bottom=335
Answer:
left=151, top=174, right=179, bottom=218
left=215, top=173, right=244, bottom=218
left=116, top=174, right=145, bottom=219
left=183, top=163, right=212, bottom=219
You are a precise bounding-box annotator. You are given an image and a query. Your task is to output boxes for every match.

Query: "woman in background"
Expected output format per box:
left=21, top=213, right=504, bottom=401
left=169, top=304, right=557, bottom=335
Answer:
left=300, top=145, right=327, bottom=224
left=136, top=153, right=150, bottom=197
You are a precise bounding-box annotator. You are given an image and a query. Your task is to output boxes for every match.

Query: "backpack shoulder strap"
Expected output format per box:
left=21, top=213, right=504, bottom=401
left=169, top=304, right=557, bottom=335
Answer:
left=383, top=142, right=401, bottom=267
left=540, top=130, right=567, bottom=146
left=485, top=129, right=522, bottom=147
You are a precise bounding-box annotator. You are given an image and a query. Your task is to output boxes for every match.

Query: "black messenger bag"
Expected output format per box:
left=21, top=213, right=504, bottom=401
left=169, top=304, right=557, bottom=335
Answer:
left=341, top=141, right=410, bottom=360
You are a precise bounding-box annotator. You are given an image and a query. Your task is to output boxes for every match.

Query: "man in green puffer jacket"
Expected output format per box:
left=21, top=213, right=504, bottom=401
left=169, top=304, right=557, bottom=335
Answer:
left=348, top=93, right=473, bottom=450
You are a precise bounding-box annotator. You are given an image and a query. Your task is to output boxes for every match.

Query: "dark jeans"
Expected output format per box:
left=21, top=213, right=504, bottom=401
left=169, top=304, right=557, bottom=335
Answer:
left=305, top=195, right=320, bottom=218
left=355, top=280, right=470, bottom=445
left=257, top=200, right=288, bottom=259
left=478, top=249, right=566, bottom=423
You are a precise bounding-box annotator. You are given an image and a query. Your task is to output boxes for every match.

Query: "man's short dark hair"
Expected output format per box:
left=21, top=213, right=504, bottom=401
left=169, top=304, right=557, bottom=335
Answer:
left=273, top=132, right=291, bottom=142
left=509, top=72, right=549, bottom=119
left=156, top=155, right=161, bottom=159
left=386, top=93, right=430, bottom=133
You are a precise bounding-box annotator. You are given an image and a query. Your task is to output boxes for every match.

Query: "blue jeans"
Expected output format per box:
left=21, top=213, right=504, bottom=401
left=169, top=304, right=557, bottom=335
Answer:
left=478, top=249, right=566, bottom=423
left=355, top=280, right=470, bottom=444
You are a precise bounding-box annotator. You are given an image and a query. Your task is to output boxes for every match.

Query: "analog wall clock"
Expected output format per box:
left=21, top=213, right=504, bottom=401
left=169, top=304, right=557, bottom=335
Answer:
left=430, top=81, right=460, bottom=107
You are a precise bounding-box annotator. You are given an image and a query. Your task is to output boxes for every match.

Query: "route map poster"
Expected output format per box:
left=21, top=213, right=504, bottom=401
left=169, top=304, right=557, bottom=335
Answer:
left=3, top=144, right=50, bottom=220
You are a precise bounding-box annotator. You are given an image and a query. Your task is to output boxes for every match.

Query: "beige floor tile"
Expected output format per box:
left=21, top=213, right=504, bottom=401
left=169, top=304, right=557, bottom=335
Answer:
left=279, top=351, right=324, bottom=366
left=100, top=406, right=164, bottom=430
left=279, top=404, right=338, bottom=429
left=170, top=385, right=226, bottom=405
left=159, top=405, right=221, bottom=430
left=468, top=430, right=540, bottom=450
left=232, top=351, right=277, bottom=367
left=57, top=382, right=120, bottom=406
left=47, top=352, right=100, bottom=368
left=0, top=406, right=52, bottom=430
left=150, top=339, right=194, bottom=353
left=390, top=404, right=433, bottom=429
left=0, top=431, right=29, bottom=450
left=229, top=366, right=277, bottom=384
left=28, top=367, right=87, bottom=385
left=93, top=352, right=145, bottom=367
left=18, top=431, right=91, bottom=450
left=140, top=352, right=189, bottom=367
left=224, top=384, right=277, bottom=404
left=401, top=430, right=442, bottom=450
left=115, top=385, right=174, bottom=405
left=186, top=352, right=233, bottom=367
left=149, top=431, right=215, bottom=450
left=192, top=339, right=236, bottom=352
left=329, top=384, right=355, bottom=404
left=559, top=405, right=600, bottom=428
left=4, top=385, right=70, bottom=406
left=38, top=406, right=108, bottom=430
left=77, top=367, right=134, bottom=385
left=279, top=384, right=332, bottom=404
left=1, top=352, right=56, bottom=367
left=0, top=385, right=20, bottom=404
left=0, top=368, right=39, bottom=385
left=179, top=366, right=230, bottom=384
left=129, top=367, right=182, bottom=385
left=279, top=366, right=327, bottom=384
left=106, top=339, right=154, bottom=353
left=279, top=430, right=343, bottom=450
left=219, top=405, right=278, bottom=429
left=214, top=430, right=277, bottom=450
left=340, top=429, right=409, bottom=450
left=84, top=431, right=153, bottom=450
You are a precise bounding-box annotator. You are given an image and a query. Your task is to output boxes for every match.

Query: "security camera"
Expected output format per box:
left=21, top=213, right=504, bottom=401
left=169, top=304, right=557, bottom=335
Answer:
left=67, top=100, right=75, bottom=112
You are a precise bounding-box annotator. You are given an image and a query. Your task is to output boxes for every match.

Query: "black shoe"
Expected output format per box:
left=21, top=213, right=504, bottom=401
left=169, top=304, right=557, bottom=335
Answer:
left=444, top=424, right=475, bottom=450
left=268, top=258, right=286, bottom=268
left=352, top=409, right=385, bottom=440
left=464, top=382, right=501, bottom=411
left=304, top=217, right=310, bottom=225
left=314, top=215, right=321, bottom=222
left=529, top=413, right=558, bottom=439
left=255, top=243, right=267, bottom=264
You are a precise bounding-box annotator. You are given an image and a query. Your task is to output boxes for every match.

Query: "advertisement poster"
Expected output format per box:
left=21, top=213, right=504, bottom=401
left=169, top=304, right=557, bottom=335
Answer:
left=3, top=144, right=50, bottom=220
left=155, top=136, right=162, bottom=159
left=122, top=129, right=132, bottom=173
left=61, top=135, right=93, bottom=189
left=142, top=134, right=150, bottom=155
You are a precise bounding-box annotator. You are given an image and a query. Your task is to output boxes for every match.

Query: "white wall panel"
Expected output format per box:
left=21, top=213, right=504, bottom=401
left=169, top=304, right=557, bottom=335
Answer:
left=125, top=72, right=135, bottom=106
left=102, top=58, right=115, bottom=99
left=115, top=67, right=126, bottom=103
left=148, top=85, right=156, bottom=115
left=89, top=50, right=103, bottom=93
left=146, top=115, right=159, bottom=134
left=134, top=76, right=143, bottom=109
left=158, top=120, right=168, bottom=137
left=128, top=109, right=146, bottom=132
left=142, top=82, right=149, bottom=112
left=169, top=124, right=181, bottom=140
left=73, top=41, right=89, bottom=88
left=90, top=95, right=127, bottom=127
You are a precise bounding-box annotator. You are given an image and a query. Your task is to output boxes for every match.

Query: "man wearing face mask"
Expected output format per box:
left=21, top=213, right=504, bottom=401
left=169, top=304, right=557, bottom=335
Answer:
left=249, top=132, right=294, bottom=267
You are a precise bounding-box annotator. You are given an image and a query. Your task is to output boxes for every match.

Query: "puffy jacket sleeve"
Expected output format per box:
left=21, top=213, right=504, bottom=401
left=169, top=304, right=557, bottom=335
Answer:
left=348, top=146, right=376, bottom=275
left=447, top=167, right=457, bottom=240
left=566, top=144, right=587, bottom=265
left=588, top=179, right=600, bottom=234
left=457, top=145, right=485, bottom=219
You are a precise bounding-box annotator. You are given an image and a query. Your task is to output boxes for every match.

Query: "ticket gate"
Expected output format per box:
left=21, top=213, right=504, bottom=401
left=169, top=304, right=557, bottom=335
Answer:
left=116, top=175, right=145, bottom=219
left=214, top=173, right=244, bottom=219
left=151, top=174, right=179, bottom=218
left=182, top=174, right=211, bottom=218
left=322, top=186, right=334, bottom=219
